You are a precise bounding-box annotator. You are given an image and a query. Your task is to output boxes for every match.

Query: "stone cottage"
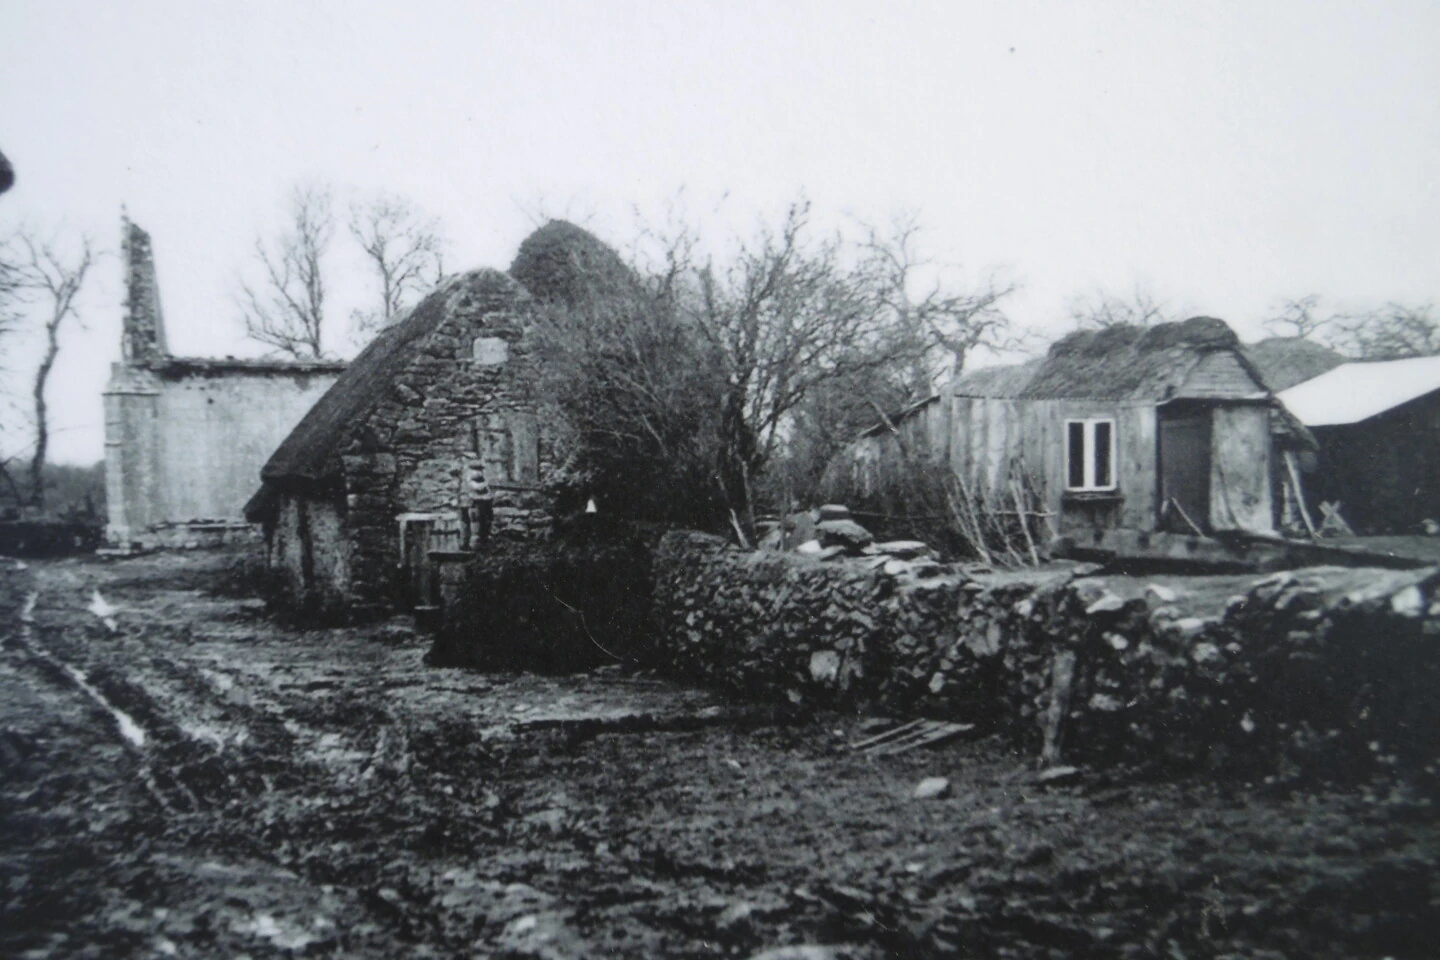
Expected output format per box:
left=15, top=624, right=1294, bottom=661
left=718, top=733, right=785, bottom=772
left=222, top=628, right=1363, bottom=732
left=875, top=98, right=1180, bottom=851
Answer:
left=104, top=220, right=344, bottom=548
left=243, top=265, right=561, bottom=618
left=246, top=219, right=708, bottom=618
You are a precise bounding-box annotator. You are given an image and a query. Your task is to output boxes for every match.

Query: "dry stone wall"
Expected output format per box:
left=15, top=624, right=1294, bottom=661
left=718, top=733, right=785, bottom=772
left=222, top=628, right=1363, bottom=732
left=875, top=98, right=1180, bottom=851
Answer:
left=649, top=531, right=1440, bottom=785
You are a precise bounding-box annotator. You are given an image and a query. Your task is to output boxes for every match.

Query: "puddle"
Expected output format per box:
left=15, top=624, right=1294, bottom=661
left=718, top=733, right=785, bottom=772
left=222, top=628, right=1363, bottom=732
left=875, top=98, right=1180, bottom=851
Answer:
left=19, top=590, right=148, bottom=748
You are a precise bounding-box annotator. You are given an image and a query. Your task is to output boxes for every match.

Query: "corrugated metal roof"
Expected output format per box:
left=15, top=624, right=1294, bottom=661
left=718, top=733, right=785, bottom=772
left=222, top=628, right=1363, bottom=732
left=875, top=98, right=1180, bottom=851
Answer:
left=1277, top=355, right=1440, bottom=426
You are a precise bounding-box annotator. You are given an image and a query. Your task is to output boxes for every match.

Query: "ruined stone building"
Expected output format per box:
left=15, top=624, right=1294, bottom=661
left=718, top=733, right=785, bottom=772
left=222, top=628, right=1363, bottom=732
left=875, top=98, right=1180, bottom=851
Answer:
left=104, top=220, right=345, bottom=547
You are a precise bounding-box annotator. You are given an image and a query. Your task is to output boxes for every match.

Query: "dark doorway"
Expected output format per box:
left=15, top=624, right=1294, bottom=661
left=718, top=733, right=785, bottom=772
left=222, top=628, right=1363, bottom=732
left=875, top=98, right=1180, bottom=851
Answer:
left=1159, top=409, right=1211, bottom=533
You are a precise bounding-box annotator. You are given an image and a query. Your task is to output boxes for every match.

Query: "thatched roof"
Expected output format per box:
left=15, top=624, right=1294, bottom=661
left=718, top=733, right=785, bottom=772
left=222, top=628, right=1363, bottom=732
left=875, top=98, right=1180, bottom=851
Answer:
left=510, top=220, right=649, bottom=309
left=1242, top=336, right=1345, bottom=392
left=1019, top=317, right=1265, bottom=401
left=251, top=269, right=529, bottom=492
left=949, top=359, right=1042, bottom=398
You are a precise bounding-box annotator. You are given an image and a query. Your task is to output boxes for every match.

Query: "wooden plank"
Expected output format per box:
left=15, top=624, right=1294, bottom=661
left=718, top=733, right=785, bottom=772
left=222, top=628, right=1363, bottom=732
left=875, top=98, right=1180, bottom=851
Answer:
left=850, top=719, right=927, bottom=751
left=1285, top=450, right=1319, bottom=538
left=874, top=722, right=976, bottom=755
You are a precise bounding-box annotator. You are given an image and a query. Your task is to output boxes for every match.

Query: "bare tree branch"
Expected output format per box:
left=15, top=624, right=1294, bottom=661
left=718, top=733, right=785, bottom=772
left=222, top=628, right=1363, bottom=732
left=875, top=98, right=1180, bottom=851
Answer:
left=1263, top=295, right=1334, bottom=340
left=1, top=229, right=94, bottom=510
left=1328, top=302, right=1440, bottom=359
left=237, top=184, right=332, bottom=359
left=1068, top=285, right=1174, bottom=330
left=348, top=192, right=446, bottom=340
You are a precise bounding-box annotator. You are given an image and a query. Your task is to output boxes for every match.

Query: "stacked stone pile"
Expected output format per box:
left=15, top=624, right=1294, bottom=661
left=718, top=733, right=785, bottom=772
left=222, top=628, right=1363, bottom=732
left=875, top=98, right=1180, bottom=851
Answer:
left=650, top=531, right=1440, bottom=784
left=656, top=532, right=892, bottom=703
left=765, top=504, right=945, bottom=576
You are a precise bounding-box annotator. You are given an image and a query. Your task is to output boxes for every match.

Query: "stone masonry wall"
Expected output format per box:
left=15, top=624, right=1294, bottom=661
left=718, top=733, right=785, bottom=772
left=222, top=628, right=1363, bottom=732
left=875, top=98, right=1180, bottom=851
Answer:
left=156, top=369, right=340, bottom=524
left=337, top=273, right=561, bottom=610
left=649, top=531, right=1440, bottom=784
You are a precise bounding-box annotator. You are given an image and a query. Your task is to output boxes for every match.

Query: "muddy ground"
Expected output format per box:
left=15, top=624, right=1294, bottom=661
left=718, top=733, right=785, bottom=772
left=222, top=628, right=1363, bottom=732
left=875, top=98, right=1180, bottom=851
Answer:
left=1, top=549, right=1436, bottom=959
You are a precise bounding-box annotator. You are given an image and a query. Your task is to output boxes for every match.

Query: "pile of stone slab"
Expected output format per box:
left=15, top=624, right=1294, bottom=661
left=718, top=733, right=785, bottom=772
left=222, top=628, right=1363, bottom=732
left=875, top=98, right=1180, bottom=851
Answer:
left=763, top=504, right=941, bottom=576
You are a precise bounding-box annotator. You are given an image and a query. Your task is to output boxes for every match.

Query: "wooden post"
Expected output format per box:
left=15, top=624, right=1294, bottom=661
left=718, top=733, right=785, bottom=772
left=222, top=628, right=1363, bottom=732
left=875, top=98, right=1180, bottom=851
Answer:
left=1040, top=649, right=1078, bottom=767
left=1011, top=479, right=1040, bottom=566
left=1284, top=451, right=1319, bottom=539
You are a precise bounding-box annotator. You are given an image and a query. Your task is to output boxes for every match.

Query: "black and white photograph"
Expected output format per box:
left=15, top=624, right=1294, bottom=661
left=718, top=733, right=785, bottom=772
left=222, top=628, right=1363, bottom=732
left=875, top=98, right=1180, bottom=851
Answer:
left=1, top=2, right=1437, bottom=957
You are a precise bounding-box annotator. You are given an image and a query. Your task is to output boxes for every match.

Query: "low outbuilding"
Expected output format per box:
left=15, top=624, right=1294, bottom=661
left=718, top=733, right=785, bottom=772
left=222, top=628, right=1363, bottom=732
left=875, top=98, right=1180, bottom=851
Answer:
left=1278, top=355, right=1440, bottom=533
left=827, top=318, right=1309, bottom=548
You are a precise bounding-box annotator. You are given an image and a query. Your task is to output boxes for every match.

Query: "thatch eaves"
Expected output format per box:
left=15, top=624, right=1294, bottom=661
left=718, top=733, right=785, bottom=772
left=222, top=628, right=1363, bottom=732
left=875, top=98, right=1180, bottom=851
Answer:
left=949, top=359, right=1042, bottom=398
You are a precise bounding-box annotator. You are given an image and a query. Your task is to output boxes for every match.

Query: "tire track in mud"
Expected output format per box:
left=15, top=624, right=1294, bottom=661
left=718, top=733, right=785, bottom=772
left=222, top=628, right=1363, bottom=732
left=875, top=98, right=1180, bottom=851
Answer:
left=10, top=587, right=219, bottom=817
left=16, top=591, right=147, bottom=747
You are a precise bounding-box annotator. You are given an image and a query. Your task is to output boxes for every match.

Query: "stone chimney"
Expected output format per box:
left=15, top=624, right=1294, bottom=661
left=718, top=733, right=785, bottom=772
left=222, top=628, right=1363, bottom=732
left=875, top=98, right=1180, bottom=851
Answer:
left=120, top=216, right=169, bottom=364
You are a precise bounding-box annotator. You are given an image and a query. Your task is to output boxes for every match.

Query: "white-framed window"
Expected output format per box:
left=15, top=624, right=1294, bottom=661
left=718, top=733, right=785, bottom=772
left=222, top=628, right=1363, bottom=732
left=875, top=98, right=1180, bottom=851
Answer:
left=1065, top=418, right=1117, bottom=491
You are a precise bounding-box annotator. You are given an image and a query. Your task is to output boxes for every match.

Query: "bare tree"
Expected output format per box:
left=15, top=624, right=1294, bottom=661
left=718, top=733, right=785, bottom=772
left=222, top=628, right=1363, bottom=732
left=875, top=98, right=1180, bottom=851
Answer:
left=1068, top=285, right=1173, bottom=329
left=1, top=229, right=94, bottom=510
left=669, top=201, right=1013, bottom=525
left=0, top=236, right=19, bottom=349
left=0, top=241, right=24, bottom=510
left=348, top=192, right=446, bottom=339
left=533, top=202, right=1014, bottom=531
left=1328, top=302, right=1440, bottom=359
left=859, top=213, right=1016, bottom=397
left=238, top=185, right=333, bottom=358
left=1263, top=295, right=1335, bottom=340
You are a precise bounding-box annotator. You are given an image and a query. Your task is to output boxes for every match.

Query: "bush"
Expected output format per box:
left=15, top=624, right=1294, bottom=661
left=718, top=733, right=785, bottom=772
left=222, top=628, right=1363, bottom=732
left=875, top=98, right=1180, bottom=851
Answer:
left=426, top=520, right=664, bottom=673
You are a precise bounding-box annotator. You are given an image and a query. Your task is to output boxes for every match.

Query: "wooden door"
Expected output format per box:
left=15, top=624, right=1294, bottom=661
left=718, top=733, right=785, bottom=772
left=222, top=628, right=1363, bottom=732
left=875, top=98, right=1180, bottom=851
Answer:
left=1159, top=411, right=1211, bottom=533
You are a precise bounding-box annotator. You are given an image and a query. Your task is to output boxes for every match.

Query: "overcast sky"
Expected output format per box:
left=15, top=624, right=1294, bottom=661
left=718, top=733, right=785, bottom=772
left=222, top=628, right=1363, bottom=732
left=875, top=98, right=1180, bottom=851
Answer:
left=2, top=0, right=1438, bottom=464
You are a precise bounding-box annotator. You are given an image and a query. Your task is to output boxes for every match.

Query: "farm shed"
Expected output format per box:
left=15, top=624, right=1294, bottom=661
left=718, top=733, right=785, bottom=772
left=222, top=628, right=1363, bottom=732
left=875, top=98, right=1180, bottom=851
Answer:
left=828, top=318, right=1303, bottom=542
left=1278, top=355, right=1440, bottom=534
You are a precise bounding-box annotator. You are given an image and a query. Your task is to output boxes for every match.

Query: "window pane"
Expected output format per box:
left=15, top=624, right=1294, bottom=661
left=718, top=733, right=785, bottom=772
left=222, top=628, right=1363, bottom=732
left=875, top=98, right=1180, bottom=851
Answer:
left=1094, top=421, right=1113, bottom=488
left=1067, top=422, right=1086, bottom=488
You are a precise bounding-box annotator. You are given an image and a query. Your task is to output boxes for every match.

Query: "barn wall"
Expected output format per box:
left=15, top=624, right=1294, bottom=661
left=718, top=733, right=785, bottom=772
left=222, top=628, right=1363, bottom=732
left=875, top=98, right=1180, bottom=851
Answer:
left=1209, top=404, right=1274, bottom=533
left=102, top=367, right=163, bottom=544
left=826, top=397, right=1163, bottom=537
left=1309, top=391, right=1440, bottom=534
left=948, top=399, right=1157, bottom=534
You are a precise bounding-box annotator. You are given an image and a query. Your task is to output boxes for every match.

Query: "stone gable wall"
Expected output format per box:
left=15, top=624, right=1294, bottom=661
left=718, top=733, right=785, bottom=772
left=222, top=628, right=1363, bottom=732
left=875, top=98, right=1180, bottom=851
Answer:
left=333, top=275, right=562, bottom=611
